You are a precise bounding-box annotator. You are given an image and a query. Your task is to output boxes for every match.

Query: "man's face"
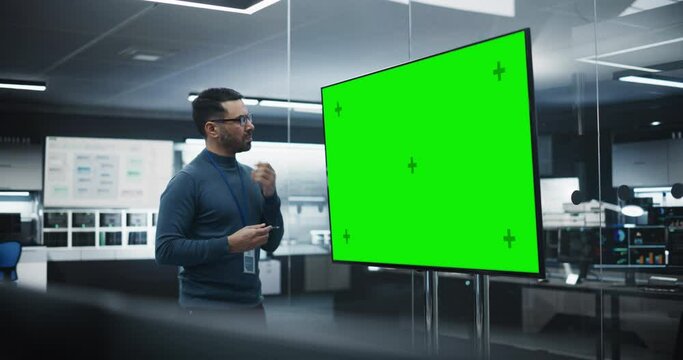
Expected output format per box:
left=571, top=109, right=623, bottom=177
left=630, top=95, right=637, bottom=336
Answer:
left=215, top=99, right=254, bottom=154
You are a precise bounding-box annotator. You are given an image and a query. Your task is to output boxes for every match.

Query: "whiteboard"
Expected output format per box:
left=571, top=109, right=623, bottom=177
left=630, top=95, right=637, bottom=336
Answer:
left=43, top=137, right=174, bottom=208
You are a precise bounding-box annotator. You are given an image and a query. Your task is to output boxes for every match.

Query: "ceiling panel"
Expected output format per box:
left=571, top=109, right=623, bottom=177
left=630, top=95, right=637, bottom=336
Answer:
left=0, top=0, right=680, bottom=127
left=106, top=37, right=289, bottom=108
left=0, top=0, right=150, bottom=34
left=115, top=2, right=287, bottom=46
left=70, top=35, right=227, bottom=71
left=54, top=58, right=177, bottom=86
left=0, top=26, right=98, bottom=73
left=290, top=0, right=409, bottom=101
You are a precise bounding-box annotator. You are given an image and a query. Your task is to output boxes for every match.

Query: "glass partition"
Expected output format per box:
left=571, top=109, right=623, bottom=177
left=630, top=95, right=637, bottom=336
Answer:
left=595, top=2, right=683, bottom=359
left=409, top=0, right=603, bottom=358
left=3, top=1, right=682, bottom=358
left=287, top=0, right=418, bottom=351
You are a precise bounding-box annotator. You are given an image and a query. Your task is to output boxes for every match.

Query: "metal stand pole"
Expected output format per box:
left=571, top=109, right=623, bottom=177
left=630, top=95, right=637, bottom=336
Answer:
left=424, top=270, right=439, bottom=355
left=474, top=274, right=490, bottom=360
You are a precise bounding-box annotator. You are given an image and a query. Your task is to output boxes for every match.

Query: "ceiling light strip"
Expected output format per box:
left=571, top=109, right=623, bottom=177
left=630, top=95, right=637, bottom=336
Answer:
left=633, top=187, right=672, bottom=193
left=0, top=81, right=46, bottom=92
left=0, top=191, right=31, bottom=197
left=145, top=0, right=280, bottom=14
left=186, top=93, right=320, bottom=112
left=576, top=58, right=660, bottom=73
left=242, top=98, right=259, bottom=106
left=590, top=37, right=683, bottom=59
left=244, top=0, right=281, bottom=14
left=619, top=76, right=683, bottom=89
left=187, top=94, right=259, bottom=105
left=260, top=100, right=322, bottom=110
left=145, top=0, right=249, bottom=13
left=293, top=107, right=323, bottom=114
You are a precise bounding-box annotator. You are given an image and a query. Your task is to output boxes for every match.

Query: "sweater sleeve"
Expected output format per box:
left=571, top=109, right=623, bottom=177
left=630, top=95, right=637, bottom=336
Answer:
left=260, top=190, right=284, bottom=253
left=155, top=171, right=228, bottom=266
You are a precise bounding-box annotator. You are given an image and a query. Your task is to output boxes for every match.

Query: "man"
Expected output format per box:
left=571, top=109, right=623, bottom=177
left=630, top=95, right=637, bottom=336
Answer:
left=156, top=88, right=284, bottom=313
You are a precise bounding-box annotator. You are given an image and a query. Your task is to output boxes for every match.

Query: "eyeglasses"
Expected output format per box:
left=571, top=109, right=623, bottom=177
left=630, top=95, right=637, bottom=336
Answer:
left=210, top=113, right=253, bottom=126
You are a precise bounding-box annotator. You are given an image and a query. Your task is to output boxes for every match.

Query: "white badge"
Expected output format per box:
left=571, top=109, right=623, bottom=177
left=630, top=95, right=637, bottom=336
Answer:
left=243, top=249, right=255, bottom=274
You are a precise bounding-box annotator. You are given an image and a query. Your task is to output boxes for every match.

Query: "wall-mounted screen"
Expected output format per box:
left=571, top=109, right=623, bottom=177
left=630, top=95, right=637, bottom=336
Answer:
left=72, top=212, right=95, bottom=228
left=0, top=213, right=21, bottom=240
left=43, top=232, right=67, bottom=247
left=100, top=213, right=122, bottom=228
left=321, top=29, right=543, bottom=276
left=43, top=137, right=173, bottom=208
left=128, top=231, right=147, bottom=245
left=44, top=212, right=68, bottom=228
left=72, top=232, right=95, bottom=247
left=126, top=213, right=147, bottom=227
left=100, top=231, right=122, bottom=246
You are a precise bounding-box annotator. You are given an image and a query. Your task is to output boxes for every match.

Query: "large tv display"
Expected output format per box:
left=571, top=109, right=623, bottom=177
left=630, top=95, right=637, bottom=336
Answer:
left=321, top=29, right=543, bottom=277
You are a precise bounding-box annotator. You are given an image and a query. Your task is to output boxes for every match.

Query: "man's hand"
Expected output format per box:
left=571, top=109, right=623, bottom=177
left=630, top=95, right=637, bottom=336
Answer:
left=252, top=162, right=276, bottom=197
left=228, top=223, right=272, bottom=253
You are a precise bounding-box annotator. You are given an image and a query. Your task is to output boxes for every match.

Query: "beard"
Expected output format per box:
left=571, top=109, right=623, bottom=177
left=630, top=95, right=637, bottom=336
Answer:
left=218, top=128, right=251, bottom=153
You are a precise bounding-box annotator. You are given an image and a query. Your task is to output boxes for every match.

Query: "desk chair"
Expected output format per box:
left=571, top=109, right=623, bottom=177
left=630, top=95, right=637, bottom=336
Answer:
left=0, top=241, right=22, bottom=282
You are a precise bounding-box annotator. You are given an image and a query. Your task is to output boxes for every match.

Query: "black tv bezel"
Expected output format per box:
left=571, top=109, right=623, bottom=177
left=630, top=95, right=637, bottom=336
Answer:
left=321, top=28, right=545, bottom=278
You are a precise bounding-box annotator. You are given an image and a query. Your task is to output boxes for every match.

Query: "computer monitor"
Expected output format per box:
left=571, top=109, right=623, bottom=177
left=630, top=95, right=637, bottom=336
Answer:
left=628, top=227, right=666, bottom=268
left=558, top=227, right=600, bottom=280
left=321, top=29, right=543, bottom=277
left=596, top=226, right=667, bottom=269
left=544, top=229, right=560, bottom=261
left=668, top=229, right=683, bottom=267
left=600, top=226, right=628, bottom=267
left=558, top=228, right=599, bottom=262
left=0, top=213, right=21, bottom=242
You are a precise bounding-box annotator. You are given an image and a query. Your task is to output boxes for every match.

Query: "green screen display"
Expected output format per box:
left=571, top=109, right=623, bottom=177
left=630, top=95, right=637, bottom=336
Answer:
left=321, top=29, right=543, bottom=277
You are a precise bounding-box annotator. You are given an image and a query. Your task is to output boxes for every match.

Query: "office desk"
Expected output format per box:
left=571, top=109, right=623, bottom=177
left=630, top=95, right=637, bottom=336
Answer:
left=17, top=246, right=282, bottom=296
left=494, top=276, right=683, bottom=360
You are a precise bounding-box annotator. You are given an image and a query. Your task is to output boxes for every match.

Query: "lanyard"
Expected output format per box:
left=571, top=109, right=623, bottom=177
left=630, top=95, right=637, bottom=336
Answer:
left=206, top=151, right=249, bottom=227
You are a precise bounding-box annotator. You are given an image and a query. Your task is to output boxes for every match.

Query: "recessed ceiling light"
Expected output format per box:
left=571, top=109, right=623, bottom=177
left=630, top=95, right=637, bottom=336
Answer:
left=144, top=0, right=281, bottom=14
left=120, top=47, right=172, bottom=62
left=651, top=121, right=661, bottom=126
left=0, top=79, right=46, bottom=92
left=132, top=54, right=162, bottom=62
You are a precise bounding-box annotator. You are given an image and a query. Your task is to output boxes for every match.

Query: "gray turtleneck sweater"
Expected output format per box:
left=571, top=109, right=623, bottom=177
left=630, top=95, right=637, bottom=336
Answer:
left=155, top=148, right=284, bottom=309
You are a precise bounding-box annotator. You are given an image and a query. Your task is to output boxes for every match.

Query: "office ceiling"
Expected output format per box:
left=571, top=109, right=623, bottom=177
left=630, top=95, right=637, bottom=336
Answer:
left=0, top=0, right=681, bottom=128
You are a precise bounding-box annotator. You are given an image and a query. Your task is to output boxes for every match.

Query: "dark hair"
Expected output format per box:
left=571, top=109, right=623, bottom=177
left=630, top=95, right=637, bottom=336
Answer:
left=192, top=88, right=244, bottom=136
